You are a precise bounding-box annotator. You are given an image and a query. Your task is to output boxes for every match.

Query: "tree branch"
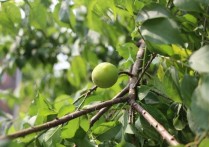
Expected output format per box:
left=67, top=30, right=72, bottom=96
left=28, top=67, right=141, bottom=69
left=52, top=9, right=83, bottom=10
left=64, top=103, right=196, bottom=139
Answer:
left=73, top=85, right=98, bottom=105
left=129, top=99, right=179, bottom=146
left=90, top=85, right=129, bottom=127
left=134, top=53, right=157, bottom=87
left=0, top=96, right=129, bottom=140
left=119, top=71, right=134, bottom=77
left=127, top=41, right=180, bottom=146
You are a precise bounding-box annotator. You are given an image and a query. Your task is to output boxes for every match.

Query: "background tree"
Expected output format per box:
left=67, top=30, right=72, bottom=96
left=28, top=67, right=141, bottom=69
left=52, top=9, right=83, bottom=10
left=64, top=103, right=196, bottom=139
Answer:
left=0, top=0, right=209, bottom=146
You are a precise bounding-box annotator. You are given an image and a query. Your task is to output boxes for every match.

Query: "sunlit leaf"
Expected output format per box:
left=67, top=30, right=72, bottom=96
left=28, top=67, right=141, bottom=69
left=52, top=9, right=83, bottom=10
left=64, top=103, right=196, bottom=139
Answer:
left=189, top=45, right=209, bottom=73
left=39, top=127, right=62, bottom=146
left=0, top=2, right=21, bottom=34
left=136, top=3, right=171, bottom=24
left=199, top=138, right=209, bottom=147
left=152, top=67, right=182, bottom=103
left=116, top=42, right=138, bottom=61
left=67, top=56, right=87, bottom=87
left=29, top=2, right=47, bottom=29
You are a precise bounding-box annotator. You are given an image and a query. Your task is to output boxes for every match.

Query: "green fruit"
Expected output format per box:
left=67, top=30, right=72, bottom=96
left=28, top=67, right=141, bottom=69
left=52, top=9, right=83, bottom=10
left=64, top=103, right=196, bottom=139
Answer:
left=92, top=62, right=118, bottom=88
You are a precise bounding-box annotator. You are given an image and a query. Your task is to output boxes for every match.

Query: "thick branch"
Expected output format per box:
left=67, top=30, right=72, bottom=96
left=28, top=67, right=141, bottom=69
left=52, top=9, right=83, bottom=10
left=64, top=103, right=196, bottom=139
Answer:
left=129, top=99, right=179, bottom=146
left=0, top=96, right=129, bottom=140
left=128, top=41, right=180, bottom=146
left=128, top=42, right=145, bottom=99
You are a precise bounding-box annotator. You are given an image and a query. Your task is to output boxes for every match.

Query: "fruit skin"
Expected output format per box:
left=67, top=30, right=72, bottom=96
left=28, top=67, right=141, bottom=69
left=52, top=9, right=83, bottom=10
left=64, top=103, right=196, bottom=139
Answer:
left=92, top=62, right=118, bottom=88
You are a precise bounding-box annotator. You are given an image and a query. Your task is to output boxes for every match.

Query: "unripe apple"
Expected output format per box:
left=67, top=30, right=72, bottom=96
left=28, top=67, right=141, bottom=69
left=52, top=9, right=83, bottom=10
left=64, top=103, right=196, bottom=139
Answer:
left=92, top=62, right=118, bottom=88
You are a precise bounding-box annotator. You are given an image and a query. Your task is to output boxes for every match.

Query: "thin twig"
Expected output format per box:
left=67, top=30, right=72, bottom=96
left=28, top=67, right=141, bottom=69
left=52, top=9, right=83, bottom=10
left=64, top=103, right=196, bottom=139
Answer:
left=134, top=53, right=157, bottom=88
left=0, top=96, right=129, bottom=140
left=90, top=85, right=129, bottom=127
left=73, top=85, right=97, bottom=105
left=150, top=89, right=173, bottom=102
left=119, top=71, right=134, bottom=77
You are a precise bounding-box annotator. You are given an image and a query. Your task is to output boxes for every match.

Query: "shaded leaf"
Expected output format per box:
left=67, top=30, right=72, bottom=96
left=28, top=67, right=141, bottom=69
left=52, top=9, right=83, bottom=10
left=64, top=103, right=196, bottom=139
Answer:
left=137, top=85, right=151, bottom=100
left=180, top=75, right=198, bottom=107
left=93, top=121, right=122, bottom=141
left=141, top=18, right=183, bottom=45
left=173, top=115, right=186, bottom=131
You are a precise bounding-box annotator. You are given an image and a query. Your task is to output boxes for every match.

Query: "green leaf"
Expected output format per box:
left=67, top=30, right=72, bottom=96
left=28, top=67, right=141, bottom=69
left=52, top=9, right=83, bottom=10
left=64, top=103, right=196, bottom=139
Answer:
left=141, top=18, right=183, bottom=45
left=0, top=2, right=21, bottom=34
left=152, top=67, right=182, bottom=103
left=125, top=124, right=135, bottom=134
left=148, top=44, right=174, bottom=56
left=73, top=129, right=94, bottom=147
left=93, top=121, right=122, bottom=141
left=137, top=85, right=151, bottom=100
left=173, top=115, right=186, bottom=131
left=189, top=45, right=209, bottom=73
left=61, top=116, right=89, bottom=139
left=199, top=138, right=209, bottom=147
left=61, top=118, right=79, bottom=139
left=136, top=3, right=171, bottom=24
left=0, top=140, right=23, bottom=147
left=29, top=94, right=56, bottom=117
left=59, top=1, right=70, bottom=23
left=196, top=74, right=209, bottom=109
left=180, top=75, right=198, bottom=107
left=116, top=42, right=138, bottom=61
left=39, top=127, right=62, bottom=146
left=116, top=140, right=135, bottom=147
left=67, top=56, right=87, bottom=87
left=53, top=3, right=71, bottom=27
left=187, top=86, right=209, bottom=133
left=1, top=2, right=21, bottom=24
left=54, top=95, right=75, bottom=117
left=173, top=0, right=202, bottom=12
left=29, top=2, right=47, bottom=29
left=37, top=95, right=57, bottom=116
left=183, top=14, right=198, bottom=25
left=171, top=44, right=192, bottom=60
